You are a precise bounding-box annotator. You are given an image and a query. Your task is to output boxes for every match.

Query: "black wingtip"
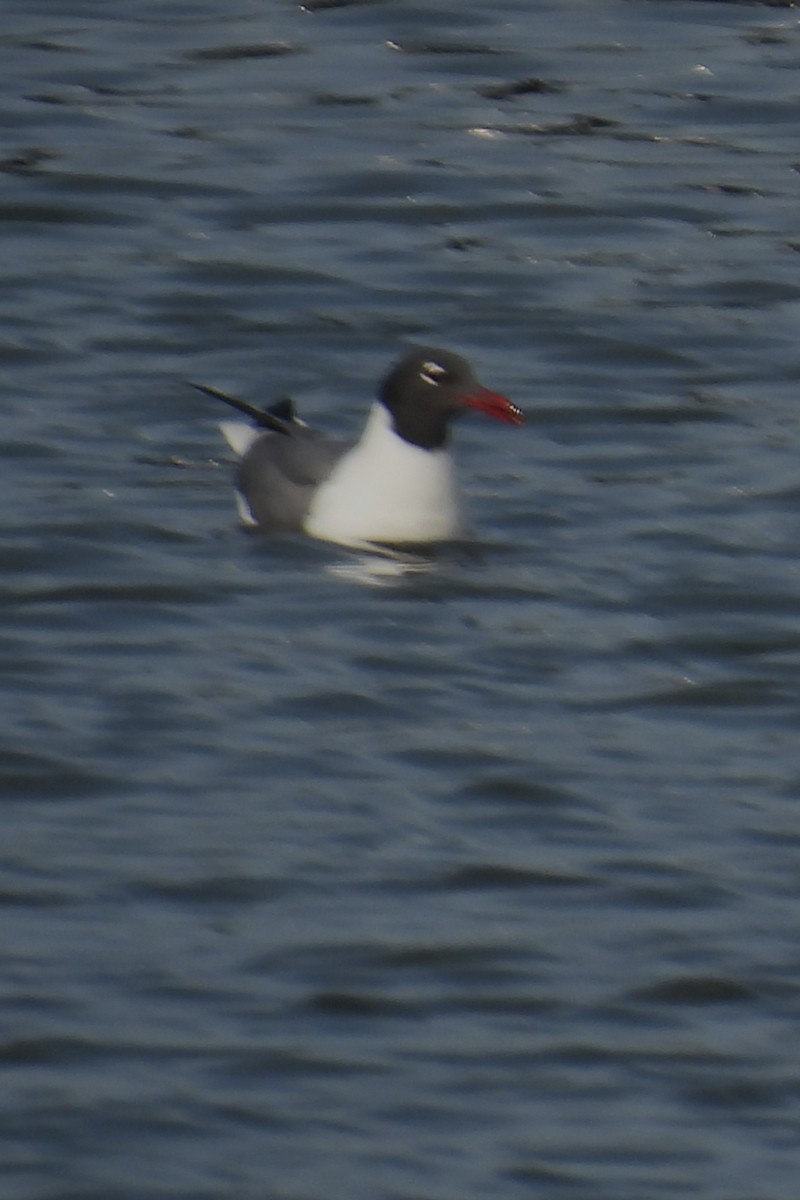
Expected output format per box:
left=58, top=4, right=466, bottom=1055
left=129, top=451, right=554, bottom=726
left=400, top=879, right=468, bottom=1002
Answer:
left=188, top=381, right=294, bottom=435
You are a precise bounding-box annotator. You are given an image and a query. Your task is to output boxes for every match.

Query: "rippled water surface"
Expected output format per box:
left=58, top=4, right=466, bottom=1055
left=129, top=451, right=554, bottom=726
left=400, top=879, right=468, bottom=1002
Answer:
left=3, top=1, right=800, bottom=1197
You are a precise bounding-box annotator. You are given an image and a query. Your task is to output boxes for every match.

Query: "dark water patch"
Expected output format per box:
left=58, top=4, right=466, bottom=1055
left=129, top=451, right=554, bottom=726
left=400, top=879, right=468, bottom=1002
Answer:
left=43, top=171, right=244, bottom=200
left=613, top=129, right=749, bottom=154
left=27, top=90, right=99, bottom=107
left=300, top=162, right=471, bottom=201
left=0, top=1036, right=108, bottom=1066
left=26, top=87, right=165, bottom=108
left=604, top=859, right=733, bottom=911
left=759, top=480, right=800, bottom=503
left=509, top=1148, right=708, bottom=1195
left=450, top=786, right=612, bottom=839
left=213, top=1045, right=389, bottom=1080
left=639, top=630, right=800, bottom=663
left=504, top=1161, right=587, bottom=1189
left=0, top=146, right=56, bottom=174
left=530, top=401, right=725, bottom=430
left=629, top=976, right=756, bottom=1005
left=0, top=885, right=75, bottom=909
left=0, top=750, right=120, bottom=802
left=742, top=24, right=795, bottom=42
left=352, top=649, right=470, bottom=680
left=1, top=582, right=228, bottom=608
left=584, top=676, right=791, bottom=712
left=670, top=96, right=800, bottom=130
left=182, top=43, right=303, bottom=62
left=390, top=745, right=519, bottom=774
left=0, top=35, right=79, bottom=52
left=224, top=196, right=467, bottom=228
left=246, top=940, right=388, bottom=981
left=691, top=181, right=770, bottom=198
left=305, top=990, right=420, bottom=1018
left=445, top=233, right=486, bottom=251
left=686, top=1077, right=784, bottom=1110
left=477, top=77, right=565, bottom=100
left=176, top=259, right=339, bottom=288
left=536, top=1042, right=749, bottom=1071
left=26, top=78, right=171, bottom=103
left=740, top=823, right=800, bottom=849
left=131, top=973, right=243, bottom=1008
left=447, top=991, right=560, bottom=1016
left=43, top=516, right=211, bottom=548
left=275, top=687, right=400, bottom=721
left=646, top=278, right=800, bottom=310
left=375, top=942, right=538, bottom=986
left=0, top=440, right=63, bottom=464
left=631, top=1, right=798, bottom=12
left=454, top=776, right=572, bottom=807
left=441, top=863, right=595, bottom=891
left=301, top=0, right=389, bottom=9
left=2, top=649, right=64, bottom=681
left=387, top=41, right=509, bottom=56
left=129, top=874, right=285, bottom=907
left=628, top=528, right=762, bottom=561
left=312, top=92, right=381, bottom=106
left=0, top=340, right=72, bottom=365
left=0, top=202, right=132, bottom=226
left=226, top=193, right=636, bottom=229
left=489, top=114, right=620, bottom=137
left=638, top=583, right=800, bottom=618
left=166, top=124, right=218, bottom=141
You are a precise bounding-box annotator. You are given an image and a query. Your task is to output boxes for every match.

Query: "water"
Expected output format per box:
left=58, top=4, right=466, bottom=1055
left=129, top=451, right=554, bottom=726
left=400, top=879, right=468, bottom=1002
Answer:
left=2, top=1, right=800, bottom=1196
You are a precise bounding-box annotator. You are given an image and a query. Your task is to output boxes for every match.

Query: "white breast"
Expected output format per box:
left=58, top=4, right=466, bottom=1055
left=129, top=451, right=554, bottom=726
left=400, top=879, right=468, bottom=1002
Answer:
left=303, top=404, right=463, bottom=547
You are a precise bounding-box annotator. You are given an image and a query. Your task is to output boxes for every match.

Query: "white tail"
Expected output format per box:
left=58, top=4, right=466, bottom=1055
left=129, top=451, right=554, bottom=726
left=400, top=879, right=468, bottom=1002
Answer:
left=219, top=421, right=261, bottom=457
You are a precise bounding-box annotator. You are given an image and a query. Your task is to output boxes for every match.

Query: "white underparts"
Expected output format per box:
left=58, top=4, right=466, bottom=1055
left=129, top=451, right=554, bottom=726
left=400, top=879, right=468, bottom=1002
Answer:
left=303, top=404, right=463, bottom=546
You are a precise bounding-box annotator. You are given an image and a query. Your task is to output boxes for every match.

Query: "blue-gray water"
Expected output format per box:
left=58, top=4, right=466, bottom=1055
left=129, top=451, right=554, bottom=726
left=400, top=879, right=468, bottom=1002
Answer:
left=3, top=2, right=800, bottom=1197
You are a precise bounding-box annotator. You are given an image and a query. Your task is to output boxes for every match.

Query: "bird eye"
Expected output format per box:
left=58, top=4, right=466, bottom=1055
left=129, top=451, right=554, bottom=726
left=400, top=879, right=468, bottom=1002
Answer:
left=420, top=361, right=447, bottom=386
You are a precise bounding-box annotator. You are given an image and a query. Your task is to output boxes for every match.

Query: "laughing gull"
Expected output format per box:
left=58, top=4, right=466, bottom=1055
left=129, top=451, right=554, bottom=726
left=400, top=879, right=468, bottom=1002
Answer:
left=193, top=347, right=523, bottom=548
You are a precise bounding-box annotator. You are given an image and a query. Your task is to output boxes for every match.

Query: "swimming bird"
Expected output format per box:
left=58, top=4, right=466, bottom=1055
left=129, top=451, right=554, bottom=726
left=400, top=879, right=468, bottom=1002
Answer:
left=192, top=347, right=523, bottom=549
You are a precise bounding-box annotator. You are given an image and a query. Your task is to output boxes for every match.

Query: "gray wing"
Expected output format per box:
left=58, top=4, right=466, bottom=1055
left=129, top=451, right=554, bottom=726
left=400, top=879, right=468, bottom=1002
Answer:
left=236, top=425, right=351, bottom=531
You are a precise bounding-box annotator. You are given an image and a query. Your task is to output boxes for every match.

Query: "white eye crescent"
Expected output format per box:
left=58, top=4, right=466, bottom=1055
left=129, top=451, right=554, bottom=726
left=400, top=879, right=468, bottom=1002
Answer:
left=420, top=361, right=446, bottom=386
